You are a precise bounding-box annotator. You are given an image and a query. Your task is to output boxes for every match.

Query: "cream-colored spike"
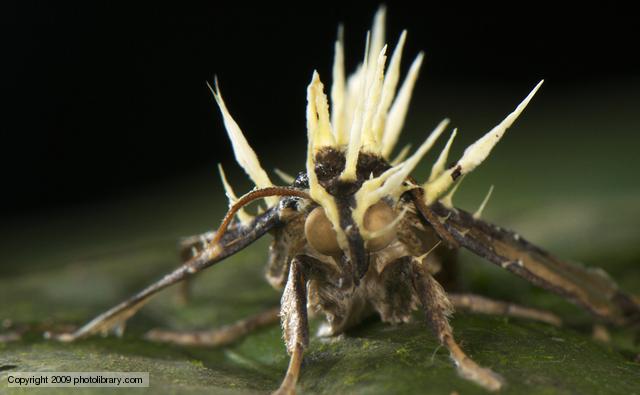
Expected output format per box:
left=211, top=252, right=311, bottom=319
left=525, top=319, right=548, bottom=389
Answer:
left=352, top=119, right=449, bottom=239
left=425, top=80, right=544, bottom=204
left=428, top=128, right=457, bottom=182
left=208, top=81, right=278, bottom=207
left=343, top=64, right=363, bottom=146
left=473, top=185, right=494, bottom=219
left=369, top=6, right=386, bottom=76
left=381, top=52, right=425, bottom=158
left=373, top=30, right=407, bottom=145
left=217, top=164, right=253, bottom=225
left=390, top=144, right=412, bottom=165
left=340, top=33, right=371, bottom=181
left=274, top=168, right=295, bottom=185
left=361, top=46, right=388, bottom=153
left=440, top=175, right=465, bottom=209
left=307, top=71, right=335, bottom=150
left=306, top=74, right=347, bottom=249
left=331, top=25, right=346, bottom=145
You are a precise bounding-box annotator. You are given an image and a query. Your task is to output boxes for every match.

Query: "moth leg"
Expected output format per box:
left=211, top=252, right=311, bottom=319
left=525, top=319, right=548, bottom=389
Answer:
left=449, top=293, right=562, bottom=326
left=411, top=258, right=504, bottom=392
left=175, top=231, right=216, bottom=304
left=275, top=256, right=309, bottom=395
left=144, top=306, right=279, bottom=346
left=46, top=208, right=283, bottom=342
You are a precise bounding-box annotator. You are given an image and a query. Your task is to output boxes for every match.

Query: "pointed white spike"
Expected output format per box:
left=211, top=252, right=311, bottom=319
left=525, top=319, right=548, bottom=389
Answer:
left=390, top=143, right=412, bottom=165
left=381, top=52, right=425, bottom=158
left=428, top=128, right=457, bottom=182
left=217, top=164, right=253, bottom=225
left=473, top=185, right=495, bottom=219
left=343, top=64, right=363, bottom=144
left=368, top=6, right=386, bottom=78
left=458, top=80, right=543, bottom=171
left=274, top=168, right=295, bottom=185
left=440, top=175, right=465, bottom=209
left=340, top=32, right=371, bottom=181
left=331, top=25, right=347, bottom=145
left=307, top=71, right=335, bottom=150
left=208, top=80, right=278, bottom=207
left=362, top=46, right=388, bottom=153
left=425, top=80, right=544, bottom=204
left=374, top=30, right=407, bottom=144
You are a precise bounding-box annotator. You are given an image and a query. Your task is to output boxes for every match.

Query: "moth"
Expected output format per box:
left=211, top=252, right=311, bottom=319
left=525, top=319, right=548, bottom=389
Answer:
left=48, top=7, right=639, bottom=394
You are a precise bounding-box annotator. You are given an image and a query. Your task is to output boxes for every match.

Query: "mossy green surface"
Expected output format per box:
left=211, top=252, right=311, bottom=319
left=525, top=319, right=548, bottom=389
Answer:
left=2, top=88, right=640, bottom=394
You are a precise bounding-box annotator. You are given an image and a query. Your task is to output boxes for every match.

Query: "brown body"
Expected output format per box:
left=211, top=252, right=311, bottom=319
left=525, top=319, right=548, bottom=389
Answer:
left=267, top=194, right=441, bottom=336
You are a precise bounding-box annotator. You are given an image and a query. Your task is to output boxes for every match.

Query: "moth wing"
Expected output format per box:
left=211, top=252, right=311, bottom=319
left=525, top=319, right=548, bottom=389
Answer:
left=428, top=201, right=640, bottom=326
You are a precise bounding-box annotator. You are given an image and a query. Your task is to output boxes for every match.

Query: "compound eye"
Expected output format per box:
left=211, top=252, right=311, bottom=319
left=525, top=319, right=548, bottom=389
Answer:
left=304, top=206, right=341, bottom=256
left=364, top=201, right=396, bottom=252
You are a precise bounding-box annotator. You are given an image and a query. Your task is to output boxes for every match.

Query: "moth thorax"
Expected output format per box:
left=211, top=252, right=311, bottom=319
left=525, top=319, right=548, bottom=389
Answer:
left=304, top=206, right=341, bottom=256
left=363, top=201, right=396, bottom=251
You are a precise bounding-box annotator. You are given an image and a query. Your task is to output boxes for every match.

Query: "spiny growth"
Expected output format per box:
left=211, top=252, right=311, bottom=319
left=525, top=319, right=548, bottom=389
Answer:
left=212, top=7, right=542, bottom=246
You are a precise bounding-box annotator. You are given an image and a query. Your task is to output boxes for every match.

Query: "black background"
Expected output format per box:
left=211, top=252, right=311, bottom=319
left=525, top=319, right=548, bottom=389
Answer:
left=4, top=1, right=638, bottom=218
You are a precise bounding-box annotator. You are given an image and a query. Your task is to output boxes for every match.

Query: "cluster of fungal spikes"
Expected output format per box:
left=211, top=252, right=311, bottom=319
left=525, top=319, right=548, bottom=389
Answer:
left=210, top=6, right=542, bottom=243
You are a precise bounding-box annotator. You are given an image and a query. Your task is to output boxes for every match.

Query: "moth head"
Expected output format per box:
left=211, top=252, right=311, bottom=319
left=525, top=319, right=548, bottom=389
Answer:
left=302, top=146, right=403, bottom=279
left=304, top=186, right=397, bottom=257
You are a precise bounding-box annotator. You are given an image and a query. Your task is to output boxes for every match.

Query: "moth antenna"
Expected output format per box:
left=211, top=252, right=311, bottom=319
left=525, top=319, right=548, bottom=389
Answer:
left=217, top=164, right=253, bottom=225
left=207, top=80, right=278, bottom=207
left=424, top=80, right=543, bottom=204
left=428, top=128, right=457, bottom=182
left=440, top=174, right=465, bottom=209
left=373, top=30, right=407, bottom=145
left=210, top=187, right=311, bottom=248
left=331, top=24, right=347, bottom=145
left=274, top=168, right=296, bottom=184
left=381, top=52, right=425, bottom=158
left=390, top=143, right=412, bottom=165
left=473, top=185, right=494, bottom=219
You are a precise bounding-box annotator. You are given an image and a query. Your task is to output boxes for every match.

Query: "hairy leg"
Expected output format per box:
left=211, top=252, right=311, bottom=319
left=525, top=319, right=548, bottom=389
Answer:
left=274, top=256, right=309, bottom=395
left=411, top=258, right=504, bottom=391
left=449, top=293, right=562, bottom=326
left=144, top=306, right=279, bottom=346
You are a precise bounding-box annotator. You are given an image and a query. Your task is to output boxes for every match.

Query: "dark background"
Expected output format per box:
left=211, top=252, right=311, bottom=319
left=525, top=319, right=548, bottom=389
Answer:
left=4, top=1, right=639, bottom=218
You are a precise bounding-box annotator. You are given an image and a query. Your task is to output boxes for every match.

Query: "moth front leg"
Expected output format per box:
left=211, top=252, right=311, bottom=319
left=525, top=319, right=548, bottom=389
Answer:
left=411, top=257, right=504, bottom=391
left=275, top=256, right=310, bottom=395
left=46, top=207, right=283, bottom=342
